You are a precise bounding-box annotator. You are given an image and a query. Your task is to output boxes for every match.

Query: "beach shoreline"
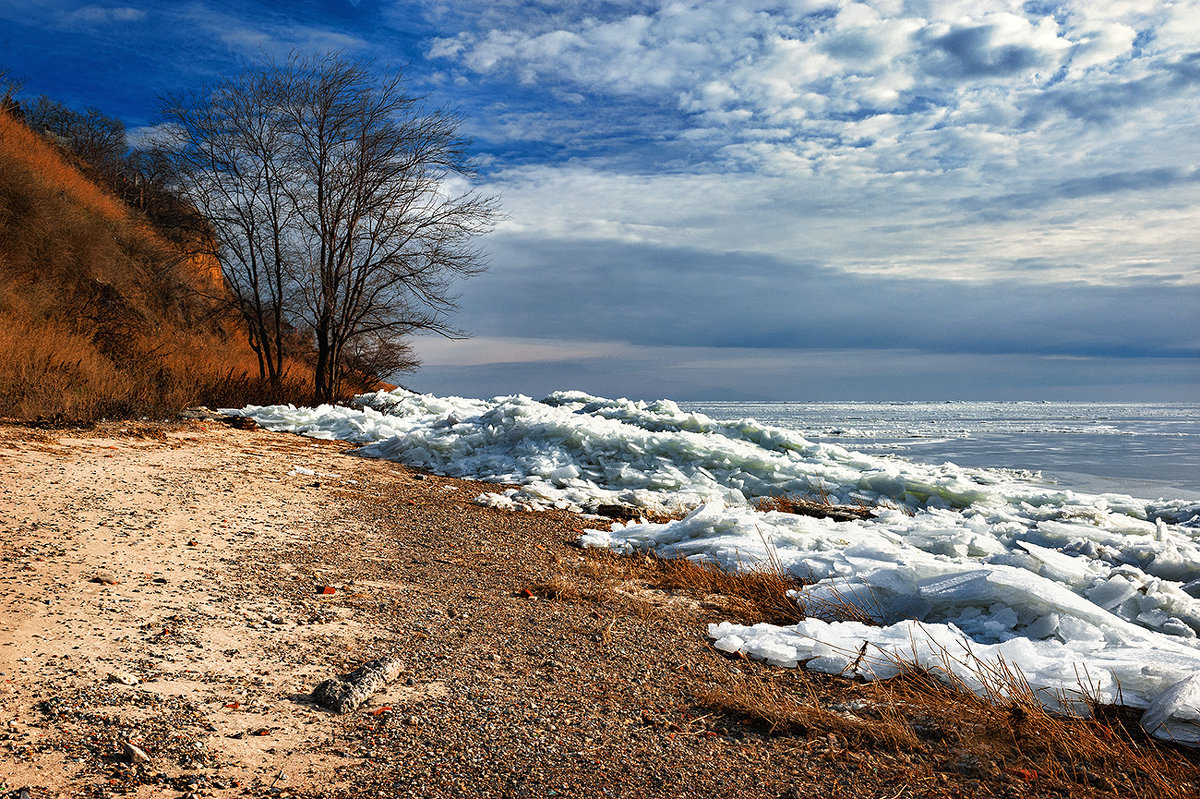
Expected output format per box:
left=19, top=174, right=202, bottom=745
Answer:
left=1, top=419, right=1195, bottom=798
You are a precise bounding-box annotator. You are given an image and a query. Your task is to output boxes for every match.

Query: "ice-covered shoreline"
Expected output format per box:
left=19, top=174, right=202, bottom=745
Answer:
left=226, top=388, right=1200, bottom=744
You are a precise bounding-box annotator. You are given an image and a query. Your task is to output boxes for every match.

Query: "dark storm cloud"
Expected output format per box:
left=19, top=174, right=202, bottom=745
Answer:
left=456, top=237, right=1200, bottom=361
left=969, top=168, right=1200, bottom=217
left=920, top=23, right=1049, bottom=79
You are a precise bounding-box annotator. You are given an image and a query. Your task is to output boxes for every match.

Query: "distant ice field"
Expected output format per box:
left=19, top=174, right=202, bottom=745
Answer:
left=226, top=390, right=1200, bottom=744
left=682, top=401, right=1200, bottom=499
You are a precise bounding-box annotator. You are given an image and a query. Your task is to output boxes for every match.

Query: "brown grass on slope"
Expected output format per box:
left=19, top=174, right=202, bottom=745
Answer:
left=0, top=109, right=313, bottom=420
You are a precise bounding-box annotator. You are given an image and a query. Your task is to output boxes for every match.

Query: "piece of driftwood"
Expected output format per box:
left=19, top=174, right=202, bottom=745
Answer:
left=310, top=656, right=404, bottom=714
left=754, top=495, right=875, bottom=522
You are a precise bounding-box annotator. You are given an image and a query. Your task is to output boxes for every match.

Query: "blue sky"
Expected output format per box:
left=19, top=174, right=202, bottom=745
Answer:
left=4, top=0, right=1199, bottom=400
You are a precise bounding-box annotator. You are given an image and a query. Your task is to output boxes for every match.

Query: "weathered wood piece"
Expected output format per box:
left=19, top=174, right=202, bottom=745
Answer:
left=310, top=656, right=404, bottom=714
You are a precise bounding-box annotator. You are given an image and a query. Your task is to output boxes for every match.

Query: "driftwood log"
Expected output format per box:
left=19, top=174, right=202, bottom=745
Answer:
left=310, top=656, right=404, bottom=714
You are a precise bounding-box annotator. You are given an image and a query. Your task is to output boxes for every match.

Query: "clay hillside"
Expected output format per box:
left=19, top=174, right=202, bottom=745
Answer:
left=0, top=105, right=312, bottom=422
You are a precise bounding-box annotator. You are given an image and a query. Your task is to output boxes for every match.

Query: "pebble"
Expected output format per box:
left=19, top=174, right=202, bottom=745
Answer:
left=106, top=671, right=140, bottom=686
left=122, top=740, right=152, bottom=765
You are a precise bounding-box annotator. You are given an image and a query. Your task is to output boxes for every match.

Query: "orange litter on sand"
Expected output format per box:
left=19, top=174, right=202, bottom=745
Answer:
left=223, top=702, right=240, bottom=710
left=370, top=706, right=392, bottom=716
left=316, top=585, right=336, bottom=595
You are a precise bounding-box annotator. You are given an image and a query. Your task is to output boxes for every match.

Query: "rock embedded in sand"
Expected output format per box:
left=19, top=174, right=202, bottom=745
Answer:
left=122, top=739, right=151, bottom=764
left=106, top=670, right=140, bottom=686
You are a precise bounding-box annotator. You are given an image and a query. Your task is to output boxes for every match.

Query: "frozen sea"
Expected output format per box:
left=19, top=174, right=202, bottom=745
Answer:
left=226, top=390, right=1200, bottom=744
left=680, top=401, right=1200, bottom=500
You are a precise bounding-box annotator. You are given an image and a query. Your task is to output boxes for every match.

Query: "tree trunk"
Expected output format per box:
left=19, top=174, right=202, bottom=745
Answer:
left=313, top=320, right=332, bottom=403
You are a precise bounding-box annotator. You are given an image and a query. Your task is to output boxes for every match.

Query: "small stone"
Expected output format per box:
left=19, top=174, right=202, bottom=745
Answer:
left=123, top=740, right=151, bottom=764
left=90, top=570, right=119, bottom=585
left=107, top=671, right=140, bottom=686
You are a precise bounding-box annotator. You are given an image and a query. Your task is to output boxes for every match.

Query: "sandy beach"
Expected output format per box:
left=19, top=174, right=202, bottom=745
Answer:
left=0, top=419, right=1194, bottom=798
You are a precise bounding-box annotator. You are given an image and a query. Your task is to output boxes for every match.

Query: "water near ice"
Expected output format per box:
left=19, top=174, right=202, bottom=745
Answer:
left=681, top=401, right=1200, bottom=500
left=226, top=391, right=1200, bottom=744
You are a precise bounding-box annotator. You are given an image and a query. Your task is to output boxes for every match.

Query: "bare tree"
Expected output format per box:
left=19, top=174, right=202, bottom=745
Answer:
left=23, top=97, right=128, bottom=172
left=162, top=69, right=297, bottom=387
left=0, top=69, right=22, bottom=119
left=162, top=53, right=497, bottom=400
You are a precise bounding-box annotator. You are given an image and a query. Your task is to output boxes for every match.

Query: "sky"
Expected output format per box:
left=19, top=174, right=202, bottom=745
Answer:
left=3, top=0, right=1199, bottom=401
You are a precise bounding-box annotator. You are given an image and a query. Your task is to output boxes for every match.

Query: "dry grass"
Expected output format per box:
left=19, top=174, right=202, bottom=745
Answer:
left=693, top=634, right=1200, bottom=798
left=0, top=111, right=129, bottom=224
left=695, top=674, right=923, bottom=752
left=691, top=659, right=1200, bottom=798
left=535, top=541, right=879, bottom=628
left=864, top=662, right=1200, bottom=798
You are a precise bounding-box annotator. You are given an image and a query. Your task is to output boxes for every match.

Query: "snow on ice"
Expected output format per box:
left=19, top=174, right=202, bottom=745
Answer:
left=226, top=389, right=1200, bottom=743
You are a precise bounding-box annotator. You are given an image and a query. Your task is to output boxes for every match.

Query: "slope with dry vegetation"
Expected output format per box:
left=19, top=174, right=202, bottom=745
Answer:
left=0, top=107, right=313, bottom=421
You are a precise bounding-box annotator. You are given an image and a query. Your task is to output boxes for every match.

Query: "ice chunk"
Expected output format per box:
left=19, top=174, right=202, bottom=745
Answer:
left=1088, top=576, right=1139, bottom=610
left=919, top=571, right=991, bottom=600
left=1142, top=673, right=1200, bottom=745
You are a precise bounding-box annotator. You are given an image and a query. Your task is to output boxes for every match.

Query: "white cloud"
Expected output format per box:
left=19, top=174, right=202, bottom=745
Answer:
left=415, top=0, right=1200, bottom=287
left=214, top=24, right=367, bottom=57
left=425, top=0, right=1193, bottom=172
left=1067, top=21, right=1137, bottom=72
left=61, top=5, right=145, bottom=26
left=483, top=148, right=1200, bottom=286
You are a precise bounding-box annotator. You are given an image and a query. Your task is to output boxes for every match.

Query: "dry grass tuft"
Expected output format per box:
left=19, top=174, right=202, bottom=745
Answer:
left=529, top=575, right=584, bottom=603
left=565, top=548, right=809, bottom=625
left=695, top=676, right=922, bottom=752
left=859, top=661, right=1200, bottom=798
left=540, top=541, right=875, bottom=627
